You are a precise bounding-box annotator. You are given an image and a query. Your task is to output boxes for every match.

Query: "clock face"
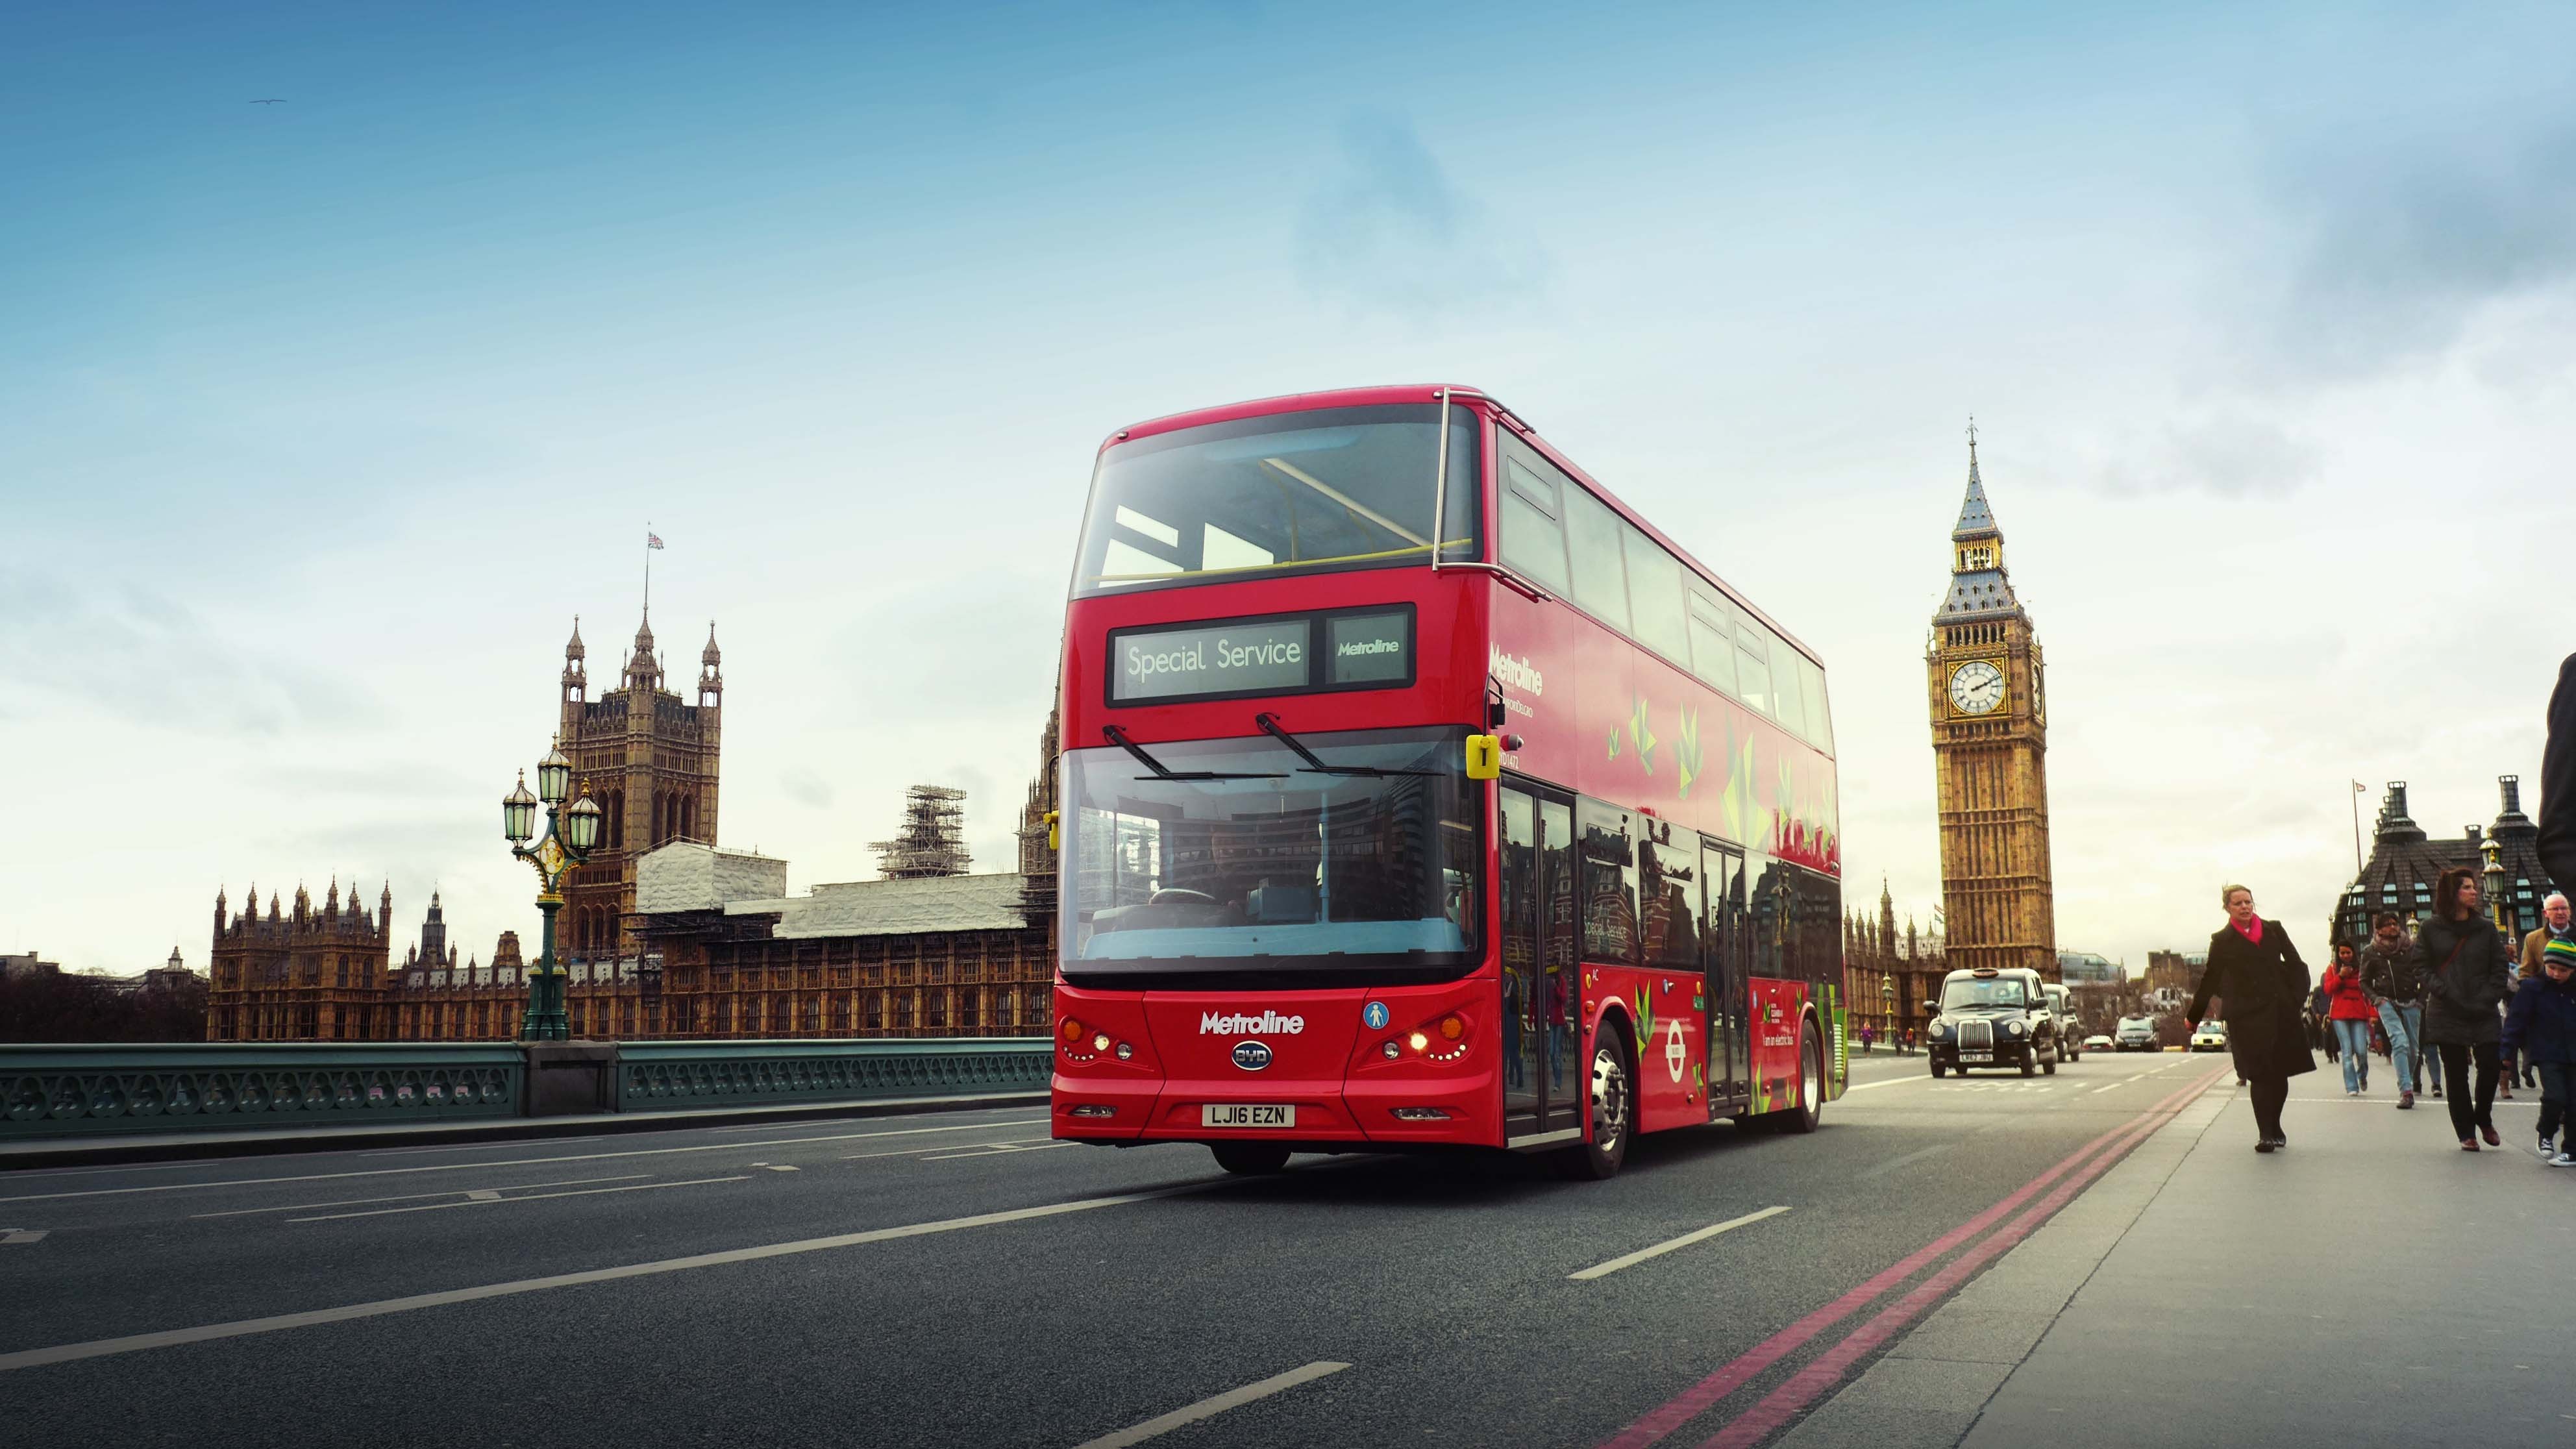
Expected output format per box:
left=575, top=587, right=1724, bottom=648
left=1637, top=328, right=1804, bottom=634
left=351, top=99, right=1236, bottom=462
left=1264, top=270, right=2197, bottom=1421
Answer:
left=1950, top=660, right=2005, bottom=715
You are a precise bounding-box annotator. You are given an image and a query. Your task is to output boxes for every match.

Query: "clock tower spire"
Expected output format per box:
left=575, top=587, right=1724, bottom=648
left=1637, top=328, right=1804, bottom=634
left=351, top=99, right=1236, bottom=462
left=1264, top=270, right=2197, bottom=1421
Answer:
left=1927, top=423, right=2057, bottom=982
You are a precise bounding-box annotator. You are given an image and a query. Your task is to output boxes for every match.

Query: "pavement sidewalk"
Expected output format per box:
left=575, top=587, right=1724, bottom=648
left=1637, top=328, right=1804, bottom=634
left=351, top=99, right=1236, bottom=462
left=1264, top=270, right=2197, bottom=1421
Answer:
left=1785, top=1072, right=2576, bottom=1448
left=0, top=1089, right=1045, bottom=1170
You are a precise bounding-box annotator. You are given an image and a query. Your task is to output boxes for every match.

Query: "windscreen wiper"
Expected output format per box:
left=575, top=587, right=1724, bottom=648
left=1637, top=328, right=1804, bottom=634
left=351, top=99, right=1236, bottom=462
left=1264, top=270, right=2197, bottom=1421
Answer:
left=1254, top=712, right=1441, bottom=778
left=1104, top=724, right=1284, bottom=782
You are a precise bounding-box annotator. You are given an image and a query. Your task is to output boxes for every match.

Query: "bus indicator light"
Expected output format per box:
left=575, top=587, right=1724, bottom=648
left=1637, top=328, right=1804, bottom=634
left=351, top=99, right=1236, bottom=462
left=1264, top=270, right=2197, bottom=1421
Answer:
left=1407, top=1030, right=1430, bottom=1053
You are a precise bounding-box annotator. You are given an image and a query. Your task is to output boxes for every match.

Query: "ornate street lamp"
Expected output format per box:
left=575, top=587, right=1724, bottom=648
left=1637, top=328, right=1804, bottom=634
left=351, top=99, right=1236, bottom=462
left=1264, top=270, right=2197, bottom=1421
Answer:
left=2482, top=836, right=2510, bottom=938
left=503, top=742, right=603, bottom=1041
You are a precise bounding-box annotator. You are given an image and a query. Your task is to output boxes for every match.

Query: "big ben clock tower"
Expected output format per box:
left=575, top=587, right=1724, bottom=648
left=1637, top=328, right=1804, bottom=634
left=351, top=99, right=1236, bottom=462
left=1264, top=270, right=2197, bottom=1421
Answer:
left=1927, top=425, right=2057, bottom=979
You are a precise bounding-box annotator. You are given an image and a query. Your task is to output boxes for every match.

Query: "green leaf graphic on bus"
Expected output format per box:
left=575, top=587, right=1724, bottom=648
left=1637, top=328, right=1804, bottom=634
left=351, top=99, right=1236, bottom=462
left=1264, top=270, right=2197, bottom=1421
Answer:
left=1675, top=708, right=1703, bottom=797
left=1606, top=724, right=1620, bottom=762
left=1635, top=987, right=1654, bottom=1046
left=1628, top=696, right=1657, bottom=774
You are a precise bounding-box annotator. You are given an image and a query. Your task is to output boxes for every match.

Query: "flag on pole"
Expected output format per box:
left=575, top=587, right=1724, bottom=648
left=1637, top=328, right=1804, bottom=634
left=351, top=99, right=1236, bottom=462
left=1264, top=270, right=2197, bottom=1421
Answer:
left=648, top=533, right=665, bottom=550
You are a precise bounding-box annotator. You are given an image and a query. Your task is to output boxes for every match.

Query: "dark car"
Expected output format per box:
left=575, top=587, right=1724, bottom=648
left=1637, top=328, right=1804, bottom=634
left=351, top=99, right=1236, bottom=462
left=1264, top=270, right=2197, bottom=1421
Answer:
left=1926, top=966, right=2057, bottom=1078
left=2042, top=982, right=2081, bottom=1063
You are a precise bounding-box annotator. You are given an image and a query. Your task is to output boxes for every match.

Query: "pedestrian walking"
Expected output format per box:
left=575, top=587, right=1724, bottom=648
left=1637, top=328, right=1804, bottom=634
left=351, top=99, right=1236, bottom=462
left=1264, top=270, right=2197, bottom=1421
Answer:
left=2416, top=866, right=2516, bottom=1150
left=2513, top=893, right=2570, bottom=1091
left=2503, top=937, right=2576, bottom=1165
left=2320, top=941, right=2375, bottom=1095
left=2545, top=654, right=2576, bottom=893
left=2360, top=912, right=2431, bottom=1109
left=2188, top=884, right=2314, bottom=1152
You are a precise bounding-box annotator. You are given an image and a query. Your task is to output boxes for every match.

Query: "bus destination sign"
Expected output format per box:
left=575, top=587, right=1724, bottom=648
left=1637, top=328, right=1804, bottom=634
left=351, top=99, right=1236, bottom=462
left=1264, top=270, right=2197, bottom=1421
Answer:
left=1109, top=607, right=1414, bottom=704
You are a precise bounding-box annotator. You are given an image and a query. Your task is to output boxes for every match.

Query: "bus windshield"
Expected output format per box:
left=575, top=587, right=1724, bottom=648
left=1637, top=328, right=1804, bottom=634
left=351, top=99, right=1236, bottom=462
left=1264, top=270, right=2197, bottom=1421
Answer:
left=1061, top=726, right=1479, bottom=975
left=1073, top=404, right=1479, bottom=597
left=1941, top=977, right=2031, bottom=1009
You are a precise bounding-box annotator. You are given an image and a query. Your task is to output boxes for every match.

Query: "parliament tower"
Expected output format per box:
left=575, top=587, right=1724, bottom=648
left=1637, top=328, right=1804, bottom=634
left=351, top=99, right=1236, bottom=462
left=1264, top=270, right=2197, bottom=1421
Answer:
left=1926, top=429, right=2057, bottom=979
left=558, top=612, right=723, bottom=960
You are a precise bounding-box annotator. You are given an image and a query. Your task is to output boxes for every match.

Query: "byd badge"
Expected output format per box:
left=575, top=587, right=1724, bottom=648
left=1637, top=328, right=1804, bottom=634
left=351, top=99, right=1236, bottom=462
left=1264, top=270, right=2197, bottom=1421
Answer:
left=1232, top=1041, right=1273, bottom=1071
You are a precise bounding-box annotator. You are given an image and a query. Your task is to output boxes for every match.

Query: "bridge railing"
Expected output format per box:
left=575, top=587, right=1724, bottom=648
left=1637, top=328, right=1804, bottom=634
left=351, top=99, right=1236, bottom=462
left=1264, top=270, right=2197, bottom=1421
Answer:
left=0, top=1039, right=1052, bottom=1140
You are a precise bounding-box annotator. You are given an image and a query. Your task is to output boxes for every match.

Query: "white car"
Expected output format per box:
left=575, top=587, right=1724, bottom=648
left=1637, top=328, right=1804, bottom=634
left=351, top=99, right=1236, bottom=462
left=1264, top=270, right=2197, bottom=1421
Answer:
left=2189, top=1021, right=2229, bottom=1052
left=2083, top=1034, right=2114, bottom=1053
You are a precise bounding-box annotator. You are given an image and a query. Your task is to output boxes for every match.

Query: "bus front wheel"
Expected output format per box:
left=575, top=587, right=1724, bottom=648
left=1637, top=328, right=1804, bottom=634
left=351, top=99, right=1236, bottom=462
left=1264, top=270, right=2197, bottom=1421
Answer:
left=1209, top=1142, right=1291, bottom=1176
left=1555, top=1023, right=1634, bottom=1180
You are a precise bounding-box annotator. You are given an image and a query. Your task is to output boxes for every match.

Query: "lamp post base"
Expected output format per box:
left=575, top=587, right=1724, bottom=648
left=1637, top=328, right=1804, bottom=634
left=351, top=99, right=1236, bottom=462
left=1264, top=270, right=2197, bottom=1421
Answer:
left=520, top=897, right=571, bottom=1042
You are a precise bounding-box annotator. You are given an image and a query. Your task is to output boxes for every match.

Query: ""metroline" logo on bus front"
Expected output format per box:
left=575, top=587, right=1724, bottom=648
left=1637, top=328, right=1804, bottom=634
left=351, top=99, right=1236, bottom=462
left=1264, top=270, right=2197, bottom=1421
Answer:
left=1199, top=1011, right=1306, bottom=1035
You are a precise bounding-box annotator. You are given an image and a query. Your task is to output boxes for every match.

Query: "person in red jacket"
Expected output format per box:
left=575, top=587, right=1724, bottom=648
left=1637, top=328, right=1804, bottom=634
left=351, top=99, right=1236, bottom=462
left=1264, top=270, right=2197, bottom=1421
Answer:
left=2322, top=940, right=2377, bottom=1096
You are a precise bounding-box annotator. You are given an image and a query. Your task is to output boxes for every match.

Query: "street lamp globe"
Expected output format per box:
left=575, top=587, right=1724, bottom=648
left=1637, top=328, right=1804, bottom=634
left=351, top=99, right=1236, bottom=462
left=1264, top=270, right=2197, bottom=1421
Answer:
left=565, top=793, right=604, bottom=854
left=536, top=743, right=573, bottom=806
left=502, top=773, right=538, bottom=844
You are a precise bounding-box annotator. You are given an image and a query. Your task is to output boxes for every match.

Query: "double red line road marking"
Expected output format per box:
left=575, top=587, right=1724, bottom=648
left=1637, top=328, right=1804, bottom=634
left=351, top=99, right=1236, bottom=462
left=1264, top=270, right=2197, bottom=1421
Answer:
left=1600, top=1063, right=2233, bottom=1449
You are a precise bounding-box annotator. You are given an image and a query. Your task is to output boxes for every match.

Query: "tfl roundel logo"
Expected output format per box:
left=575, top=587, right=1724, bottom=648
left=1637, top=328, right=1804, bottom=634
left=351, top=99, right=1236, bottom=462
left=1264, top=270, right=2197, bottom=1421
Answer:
left=1232, top=1040, right=1274, bottom=1071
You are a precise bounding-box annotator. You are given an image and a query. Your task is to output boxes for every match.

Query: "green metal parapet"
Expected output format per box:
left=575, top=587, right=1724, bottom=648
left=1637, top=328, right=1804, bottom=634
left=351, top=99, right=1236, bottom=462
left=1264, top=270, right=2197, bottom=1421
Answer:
left=0, top=1039, right=1054, bottom=1141
left=615, top=1038, right=1052, bottom=1111
left=0, top=1043, right=525, bottom=1138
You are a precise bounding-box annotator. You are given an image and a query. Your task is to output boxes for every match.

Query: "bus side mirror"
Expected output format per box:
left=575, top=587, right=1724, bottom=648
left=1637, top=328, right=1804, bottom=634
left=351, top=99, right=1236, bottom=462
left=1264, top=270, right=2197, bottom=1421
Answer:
left=1045, top=810, right=1059, bottom=852
left=1465, top=734, right=1503, bottom=780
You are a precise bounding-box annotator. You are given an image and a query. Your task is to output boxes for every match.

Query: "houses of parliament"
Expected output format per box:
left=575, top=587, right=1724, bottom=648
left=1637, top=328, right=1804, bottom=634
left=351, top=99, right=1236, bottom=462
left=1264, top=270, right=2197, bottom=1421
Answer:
left=205, top=610, right=1061, bottom=1044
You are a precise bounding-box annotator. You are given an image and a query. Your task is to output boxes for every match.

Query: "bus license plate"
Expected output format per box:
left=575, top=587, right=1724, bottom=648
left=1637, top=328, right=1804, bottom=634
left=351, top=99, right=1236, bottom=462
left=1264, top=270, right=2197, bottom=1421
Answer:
left=1961, top=1052, right=1992, bottom=1063
left=1202, top=1104, right=1294, bottom=1128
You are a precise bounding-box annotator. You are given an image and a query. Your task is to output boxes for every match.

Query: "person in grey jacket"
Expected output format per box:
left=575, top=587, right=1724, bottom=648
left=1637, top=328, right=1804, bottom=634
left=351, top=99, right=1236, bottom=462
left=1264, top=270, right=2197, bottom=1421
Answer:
left=2360, top=913, right=2433, bottom=1106
left=2416, top=867, right=2516, bottom=1150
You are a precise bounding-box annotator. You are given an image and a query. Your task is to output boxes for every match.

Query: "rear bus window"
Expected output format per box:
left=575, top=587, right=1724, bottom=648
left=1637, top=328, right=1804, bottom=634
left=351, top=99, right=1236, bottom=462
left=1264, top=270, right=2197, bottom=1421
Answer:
left=1797, top=654, right=1833, bottom=753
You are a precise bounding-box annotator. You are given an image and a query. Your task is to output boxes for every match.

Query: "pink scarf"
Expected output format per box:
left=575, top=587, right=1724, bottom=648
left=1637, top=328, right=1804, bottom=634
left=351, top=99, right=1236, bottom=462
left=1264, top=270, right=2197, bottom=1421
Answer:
left=2231, top=915, right=2263, bottom=945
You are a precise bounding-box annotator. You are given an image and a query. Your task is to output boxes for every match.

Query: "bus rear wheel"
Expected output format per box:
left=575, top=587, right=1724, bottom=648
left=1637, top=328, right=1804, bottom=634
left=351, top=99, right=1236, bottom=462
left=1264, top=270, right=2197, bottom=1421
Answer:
left=1209, top=1142, right=1291, bottom=1176
left=1770, top=1019, right=1823, bottom=1134
left=1554, top=1023, right=1633, bottom=1180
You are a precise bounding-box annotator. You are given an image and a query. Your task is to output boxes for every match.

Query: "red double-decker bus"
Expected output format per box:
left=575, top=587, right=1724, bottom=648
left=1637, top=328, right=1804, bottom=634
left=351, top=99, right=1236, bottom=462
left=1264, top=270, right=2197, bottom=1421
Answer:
left=1049, top=385, right=1843, bottom=1179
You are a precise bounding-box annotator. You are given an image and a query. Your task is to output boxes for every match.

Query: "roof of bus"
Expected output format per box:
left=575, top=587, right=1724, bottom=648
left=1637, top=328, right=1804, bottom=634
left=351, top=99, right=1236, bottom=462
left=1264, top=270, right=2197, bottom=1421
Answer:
left=1102, top=384, right=1822, bottom=668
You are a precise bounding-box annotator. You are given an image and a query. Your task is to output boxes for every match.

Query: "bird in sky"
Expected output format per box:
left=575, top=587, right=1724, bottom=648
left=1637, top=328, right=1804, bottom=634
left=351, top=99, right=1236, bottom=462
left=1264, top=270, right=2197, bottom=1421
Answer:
left=249, top=98, right=285, bottom=105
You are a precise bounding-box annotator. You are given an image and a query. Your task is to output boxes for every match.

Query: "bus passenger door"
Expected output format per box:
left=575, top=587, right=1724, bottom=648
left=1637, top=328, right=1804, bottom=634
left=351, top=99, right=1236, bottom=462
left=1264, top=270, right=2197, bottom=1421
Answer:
left=1500, top=781, right=1582, bottom=1145
left=1702, top=842, right=1748, bottom=1119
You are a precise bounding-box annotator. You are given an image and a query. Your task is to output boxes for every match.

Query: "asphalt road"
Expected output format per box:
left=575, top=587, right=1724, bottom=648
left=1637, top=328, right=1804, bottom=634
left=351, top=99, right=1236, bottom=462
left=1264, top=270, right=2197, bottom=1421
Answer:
left=0, top=1048, right=2220, bottom=1449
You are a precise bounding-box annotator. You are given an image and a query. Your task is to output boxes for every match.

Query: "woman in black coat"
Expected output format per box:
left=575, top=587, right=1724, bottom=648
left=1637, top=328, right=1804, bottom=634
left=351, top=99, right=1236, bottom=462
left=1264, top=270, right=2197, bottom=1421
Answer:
left=2188, top=884, right=2316, bottom=1152
left=2414, top=865, right=2516, bottom=1149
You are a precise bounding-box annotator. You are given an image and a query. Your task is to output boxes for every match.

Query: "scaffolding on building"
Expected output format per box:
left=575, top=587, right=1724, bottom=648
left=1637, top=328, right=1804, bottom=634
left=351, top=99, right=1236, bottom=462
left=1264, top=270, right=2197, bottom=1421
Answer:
left=873, top=785, right=972, bottom=879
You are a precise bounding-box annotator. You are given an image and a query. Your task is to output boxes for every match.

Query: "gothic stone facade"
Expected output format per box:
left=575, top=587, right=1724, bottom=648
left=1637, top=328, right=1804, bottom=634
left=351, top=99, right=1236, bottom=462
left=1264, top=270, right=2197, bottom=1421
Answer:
left=207, top=882, right=393, bottom=1041
left=558, top=613, right=723, bottom=961
left=1842, top=880, right=1944, bottom=1046
left=1926, top=436, right=2058, bottom=980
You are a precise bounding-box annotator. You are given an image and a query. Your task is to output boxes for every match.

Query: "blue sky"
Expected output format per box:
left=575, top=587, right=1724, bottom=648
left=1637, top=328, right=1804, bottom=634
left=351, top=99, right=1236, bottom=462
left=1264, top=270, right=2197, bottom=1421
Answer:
left=6, top=2, right=2574, bottom=974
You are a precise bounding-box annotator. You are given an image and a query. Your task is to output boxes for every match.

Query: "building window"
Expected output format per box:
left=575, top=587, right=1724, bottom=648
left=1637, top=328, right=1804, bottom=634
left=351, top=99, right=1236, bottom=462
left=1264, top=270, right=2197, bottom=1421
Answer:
left=867, top=993, right=885, bottom=1031
left=895, top=993, right=914, bottom=1030
left=959, top=993, right=979, bottom=1030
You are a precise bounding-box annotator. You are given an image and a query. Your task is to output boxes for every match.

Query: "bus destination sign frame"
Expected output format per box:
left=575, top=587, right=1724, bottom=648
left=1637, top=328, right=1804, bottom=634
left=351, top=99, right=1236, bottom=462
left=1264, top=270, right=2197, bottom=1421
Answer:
left=1106, top=604, right=1416, bottom=706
